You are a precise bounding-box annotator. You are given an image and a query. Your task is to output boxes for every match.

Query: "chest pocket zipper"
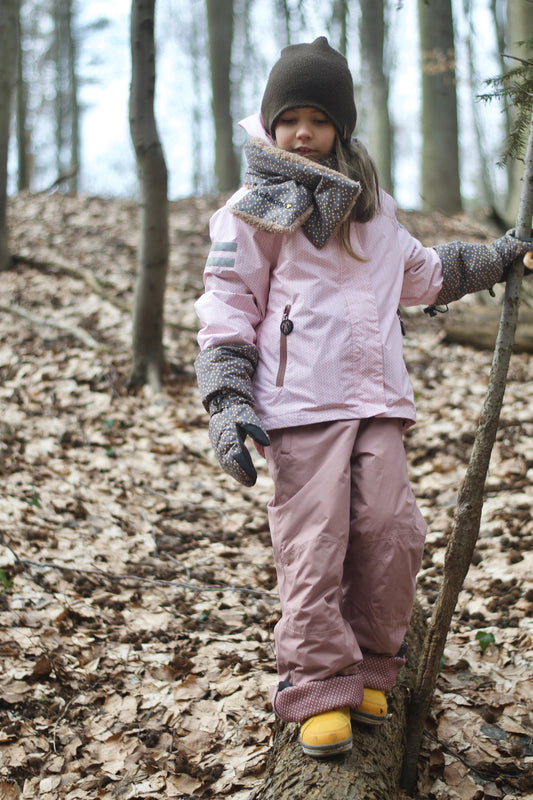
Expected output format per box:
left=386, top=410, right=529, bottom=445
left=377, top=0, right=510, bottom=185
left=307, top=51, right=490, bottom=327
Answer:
left=276, top=304, right=293, bottom=387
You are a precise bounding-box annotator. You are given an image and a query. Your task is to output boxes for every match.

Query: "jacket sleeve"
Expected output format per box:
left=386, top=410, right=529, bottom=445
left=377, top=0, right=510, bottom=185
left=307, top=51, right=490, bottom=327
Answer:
left=398, top=224, right=443, bottom=307
left=194, top=199, right=279, bottom=350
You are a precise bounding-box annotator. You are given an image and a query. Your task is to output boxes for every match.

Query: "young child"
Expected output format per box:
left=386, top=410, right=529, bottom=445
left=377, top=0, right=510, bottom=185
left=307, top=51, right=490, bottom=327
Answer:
left=194, top=37, right=532, bottom=758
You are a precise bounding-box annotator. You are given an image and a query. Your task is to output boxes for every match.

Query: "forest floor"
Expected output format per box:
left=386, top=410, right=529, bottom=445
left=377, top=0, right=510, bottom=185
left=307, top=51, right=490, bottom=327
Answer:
left=1, top=191, right=532, bottom=800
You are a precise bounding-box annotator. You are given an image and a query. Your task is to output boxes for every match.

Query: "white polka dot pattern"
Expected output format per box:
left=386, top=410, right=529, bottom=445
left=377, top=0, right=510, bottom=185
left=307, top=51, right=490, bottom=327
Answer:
left=194, top=344, right=270, bottom=486
left=434, top=234, right=533, bottom=306
left=357, top=650, right=407, bottom=692
left=195, top=344, right=258, bottom=409
left=207, top=398, right=269, bottom=486
left=268, top=649, right=407, bottom=722
left=271, top=674, right=364, bottom=723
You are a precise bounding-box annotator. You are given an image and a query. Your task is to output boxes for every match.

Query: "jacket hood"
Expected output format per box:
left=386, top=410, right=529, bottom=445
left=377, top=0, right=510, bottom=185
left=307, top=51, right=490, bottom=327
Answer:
left=238, top=113, right=273, bottom=144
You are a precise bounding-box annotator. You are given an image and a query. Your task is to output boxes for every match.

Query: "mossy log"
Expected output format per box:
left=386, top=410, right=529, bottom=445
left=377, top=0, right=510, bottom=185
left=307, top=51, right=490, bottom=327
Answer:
left=250, top=602, right=428, bottom=800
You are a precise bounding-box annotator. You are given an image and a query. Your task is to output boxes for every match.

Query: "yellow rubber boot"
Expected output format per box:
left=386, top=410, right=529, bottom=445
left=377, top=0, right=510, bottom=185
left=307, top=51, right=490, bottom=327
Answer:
left=299, top=706, right=352, bottom=757
left=352, top=688, right=388, bottom=725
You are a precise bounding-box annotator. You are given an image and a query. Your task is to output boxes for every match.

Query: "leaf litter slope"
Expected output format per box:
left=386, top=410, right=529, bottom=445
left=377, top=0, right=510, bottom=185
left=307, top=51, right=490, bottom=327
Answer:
left=0, top=193, right=532, bottom=800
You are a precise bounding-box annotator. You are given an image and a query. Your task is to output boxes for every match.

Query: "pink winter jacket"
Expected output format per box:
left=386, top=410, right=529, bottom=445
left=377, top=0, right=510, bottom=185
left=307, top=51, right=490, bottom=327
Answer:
left=195, top=118, right=444, bottom=431
left=195, top=191, right=444, bottom=431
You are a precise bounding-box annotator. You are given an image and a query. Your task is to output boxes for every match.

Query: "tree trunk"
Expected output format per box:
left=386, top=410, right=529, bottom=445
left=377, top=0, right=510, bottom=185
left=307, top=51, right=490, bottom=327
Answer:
left=359, top=0, right=393, bottom=194
left=0, top=0, right=18, bottom=272
left=400, top=108, right=533, bottom=796
left=274, top=0, right=292, bottom=46
left=66, top=0, right=79, bottom=194
left=503, top=0, right=533, bottom=226
left=128, top=0, right=169, bottom=391
left=54, top=0, right=66, bottom=183
left=189, top=3, right=208, bottom=195
left=463, top=0, right=497, bottom=210
left=16, top=0, right=30, bottom=192
left=206, top=0, right=240, bottom=192
left=250, top=602, right=427, bottom=800
left=489, top=0, right=512, bottom=211
left=51, top=0, right=80, bottom=194
left=418, top=0, right=462, bottom=213
left=331, top=0, right=348, bottom=57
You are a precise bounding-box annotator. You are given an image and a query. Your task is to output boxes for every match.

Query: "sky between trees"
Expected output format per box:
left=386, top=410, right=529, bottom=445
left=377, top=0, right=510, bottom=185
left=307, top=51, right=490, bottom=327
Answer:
left=10, top=0, right=505, bottom=209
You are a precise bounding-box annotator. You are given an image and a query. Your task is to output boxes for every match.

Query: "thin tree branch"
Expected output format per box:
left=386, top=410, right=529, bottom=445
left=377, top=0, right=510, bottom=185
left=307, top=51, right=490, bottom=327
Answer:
left=0, top=302, right=109, bottom=351
left=13, top=253, right=130, bottom=313
left=400, top=106, right=533, bottom=795
left=14, top=555, right=278, bottom=601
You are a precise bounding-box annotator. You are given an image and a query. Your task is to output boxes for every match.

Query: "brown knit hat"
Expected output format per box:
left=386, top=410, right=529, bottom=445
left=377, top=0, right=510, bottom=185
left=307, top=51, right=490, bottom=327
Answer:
left=260, top=37, right=357, bottom=142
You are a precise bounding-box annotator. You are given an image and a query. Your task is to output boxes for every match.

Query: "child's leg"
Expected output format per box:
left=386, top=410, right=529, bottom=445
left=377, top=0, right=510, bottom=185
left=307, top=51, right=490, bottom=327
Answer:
left=343, top=417, right=427, bottom=691
left=264, top=420, right=365, bottom=722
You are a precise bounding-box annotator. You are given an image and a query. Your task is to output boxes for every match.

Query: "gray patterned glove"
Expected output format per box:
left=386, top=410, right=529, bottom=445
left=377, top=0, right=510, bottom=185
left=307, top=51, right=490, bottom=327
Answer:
left=194, top=344, right=270, bottom=487
left=429, top=232, right=533, bottom=309
left=207, top=394, right=270, bottom=486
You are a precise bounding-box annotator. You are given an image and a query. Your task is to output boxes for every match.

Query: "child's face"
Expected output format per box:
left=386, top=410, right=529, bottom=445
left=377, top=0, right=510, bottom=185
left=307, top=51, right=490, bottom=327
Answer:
left=274, top=107, right=336, bottom=162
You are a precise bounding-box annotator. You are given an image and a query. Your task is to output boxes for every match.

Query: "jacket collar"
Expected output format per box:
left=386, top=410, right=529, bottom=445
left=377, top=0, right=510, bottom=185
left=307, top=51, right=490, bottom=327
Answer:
left=230, top=138, right=360, bottom=249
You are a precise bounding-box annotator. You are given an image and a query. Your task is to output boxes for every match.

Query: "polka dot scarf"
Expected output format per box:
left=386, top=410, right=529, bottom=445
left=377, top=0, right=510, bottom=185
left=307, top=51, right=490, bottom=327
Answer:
left=231, top=137, right=361, bottom=249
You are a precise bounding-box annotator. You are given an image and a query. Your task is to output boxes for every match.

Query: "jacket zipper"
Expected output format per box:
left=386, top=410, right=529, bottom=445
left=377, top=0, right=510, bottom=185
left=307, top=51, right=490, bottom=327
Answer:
left=276, top=304, right=293, bottom=387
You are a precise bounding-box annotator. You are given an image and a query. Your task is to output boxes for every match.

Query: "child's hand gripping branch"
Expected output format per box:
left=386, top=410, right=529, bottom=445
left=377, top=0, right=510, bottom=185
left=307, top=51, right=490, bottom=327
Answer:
left=195, top=343, right=270, bottom=487
left=426, top=230, right=533, bottom=313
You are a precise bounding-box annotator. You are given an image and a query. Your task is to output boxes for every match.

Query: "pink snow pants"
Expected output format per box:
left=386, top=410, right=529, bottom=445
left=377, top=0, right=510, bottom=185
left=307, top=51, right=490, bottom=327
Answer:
left=264, top=418, right=427, bottom=722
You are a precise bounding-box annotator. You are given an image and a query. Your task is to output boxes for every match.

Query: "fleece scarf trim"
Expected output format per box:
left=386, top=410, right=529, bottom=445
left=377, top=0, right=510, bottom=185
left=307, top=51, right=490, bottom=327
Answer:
left=230, top=138, right=361, bottom=249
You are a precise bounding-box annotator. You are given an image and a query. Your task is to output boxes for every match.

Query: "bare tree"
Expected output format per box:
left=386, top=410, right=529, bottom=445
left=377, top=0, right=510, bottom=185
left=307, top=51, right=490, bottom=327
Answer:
left=463, top=0, right=497, bottom=210
left=401, top=109, right=533, bottom=795
left=331, top=0, right=348, bottom=56
left=52, top=0, right=80, bottom=192
left=490, top=0, right=512, bottom=205
left=274, top=0, right=292, bottom=46
left=418, top=0, right=462, bottom=213
left=188, top=1, right=210, bottom=195
left=16, top=0, right=31, bottom=191
left=129, top=0, right=169, bottom=391
left=0, top=0, right=18, bottom=271
left=504, top=0, right=533, bottom=225
left=359, top=0, right=393, bottom=193
left=206, top=0, right=240, bottom=192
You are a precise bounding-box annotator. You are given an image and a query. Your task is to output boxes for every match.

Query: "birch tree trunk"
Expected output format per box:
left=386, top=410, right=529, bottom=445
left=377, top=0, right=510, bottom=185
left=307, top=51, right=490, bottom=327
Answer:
left=129, top=0, right=169, bottom=391
left=0, top=0, right=18, bottom=272
left=400, top=108, right=533, bottom=796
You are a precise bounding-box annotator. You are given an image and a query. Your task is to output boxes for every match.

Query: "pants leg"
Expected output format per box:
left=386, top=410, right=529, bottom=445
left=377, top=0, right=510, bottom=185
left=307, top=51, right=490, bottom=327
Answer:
left=344, top=418, right=427, bottom=690
left=264, top=418, right=426, bottom=721
left=265, top=421, right=365, bottom=721
left=265, top=420, right=363, bottom=685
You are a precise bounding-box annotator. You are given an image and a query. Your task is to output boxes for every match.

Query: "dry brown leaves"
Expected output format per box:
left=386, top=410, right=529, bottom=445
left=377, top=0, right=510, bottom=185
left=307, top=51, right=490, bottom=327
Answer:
left=0, top=193, right=532, bottom=800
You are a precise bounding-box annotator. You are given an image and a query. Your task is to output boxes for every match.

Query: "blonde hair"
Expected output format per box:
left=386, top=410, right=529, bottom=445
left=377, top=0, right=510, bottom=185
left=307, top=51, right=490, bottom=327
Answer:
left=335, top=136, right=381, bottom=259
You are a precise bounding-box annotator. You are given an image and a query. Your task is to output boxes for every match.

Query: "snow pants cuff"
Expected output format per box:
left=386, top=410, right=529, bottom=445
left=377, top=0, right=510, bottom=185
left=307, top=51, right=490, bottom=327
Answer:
left=358, top=648, right=407, bottom=692
left=270, top=674, right=364, bottom=723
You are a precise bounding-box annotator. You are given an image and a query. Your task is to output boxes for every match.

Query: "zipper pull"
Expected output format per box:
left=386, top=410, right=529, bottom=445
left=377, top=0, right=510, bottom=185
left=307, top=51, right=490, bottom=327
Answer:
left=280, top=305, right=294, bottom=335
left=397, top=309, right=406, bottom=336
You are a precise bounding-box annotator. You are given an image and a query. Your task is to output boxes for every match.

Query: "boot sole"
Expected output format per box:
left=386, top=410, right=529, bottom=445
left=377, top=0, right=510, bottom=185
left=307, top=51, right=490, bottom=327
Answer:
left=352, top=710, right=390, bottom=726
left=300, top=736, right=353, bottom=758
